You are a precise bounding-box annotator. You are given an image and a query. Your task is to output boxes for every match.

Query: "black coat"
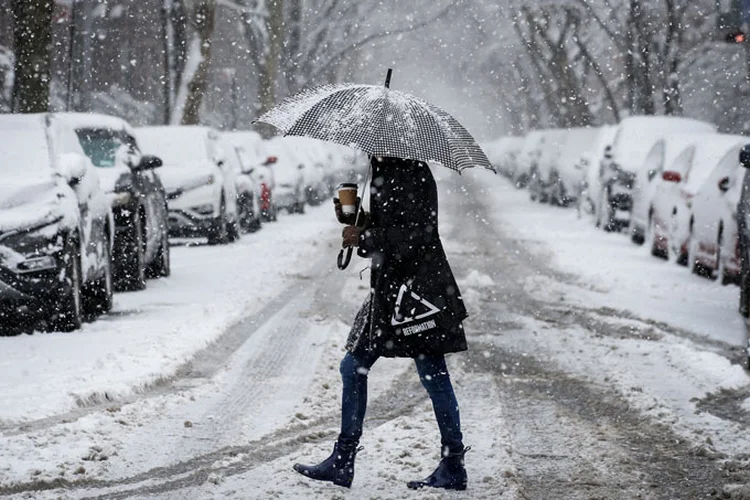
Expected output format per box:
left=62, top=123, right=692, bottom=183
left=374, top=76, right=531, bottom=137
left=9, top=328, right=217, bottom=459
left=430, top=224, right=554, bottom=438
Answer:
left=345, top=157, right=468, bottom=358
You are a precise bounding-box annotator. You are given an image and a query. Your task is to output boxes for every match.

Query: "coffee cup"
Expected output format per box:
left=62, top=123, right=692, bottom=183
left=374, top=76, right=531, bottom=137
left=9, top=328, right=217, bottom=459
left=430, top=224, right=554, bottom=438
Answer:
left=337, top=183, right=358, bottom=214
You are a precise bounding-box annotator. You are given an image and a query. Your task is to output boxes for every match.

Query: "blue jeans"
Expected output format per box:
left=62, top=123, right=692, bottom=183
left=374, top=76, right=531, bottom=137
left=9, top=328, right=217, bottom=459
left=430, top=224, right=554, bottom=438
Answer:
left=338, top=350, right=463, bottom=452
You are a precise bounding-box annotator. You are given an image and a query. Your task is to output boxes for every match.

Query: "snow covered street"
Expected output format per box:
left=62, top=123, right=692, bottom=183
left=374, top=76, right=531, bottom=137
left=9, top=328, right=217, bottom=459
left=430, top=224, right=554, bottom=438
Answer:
left=2, top=173, right=750, bottom=499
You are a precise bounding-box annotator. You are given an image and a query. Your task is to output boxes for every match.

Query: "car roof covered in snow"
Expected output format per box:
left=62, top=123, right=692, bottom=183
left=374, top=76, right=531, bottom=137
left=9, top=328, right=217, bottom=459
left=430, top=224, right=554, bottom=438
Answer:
left=681, top=134, right=748, bottom=193
left=612, top=116, right=716, bottom=171
left=136, top=125, right=217, bottom=166
left=55, top=112, right=136, bottom=137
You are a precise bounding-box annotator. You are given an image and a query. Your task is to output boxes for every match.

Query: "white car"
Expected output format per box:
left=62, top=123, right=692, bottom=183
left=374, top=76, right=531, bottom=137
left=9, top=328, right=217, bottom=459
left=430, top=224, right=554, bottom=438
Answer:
left=0, top=114, right=114, bottom=331
left=576, top=125, right=617, bottom=223
left=514, top=130, right=546, bottom=189
left=597, top=116, right=716, bottom=231
left=136, top=126, right=240, bottom=244
left=264, top=137, right=307, bottom=214
left=649, top=134, right=743, bottom=265
left=630, top=135, right=699, bottom=245
left=529, top=129, right=567, bottom=203
left=219, top=135, right=262, bottom=233
left=483, top=136, right=524, bottom=178
left=687, top=137, right=746, bottom=283
left=546, top=127, right=600, bottom=207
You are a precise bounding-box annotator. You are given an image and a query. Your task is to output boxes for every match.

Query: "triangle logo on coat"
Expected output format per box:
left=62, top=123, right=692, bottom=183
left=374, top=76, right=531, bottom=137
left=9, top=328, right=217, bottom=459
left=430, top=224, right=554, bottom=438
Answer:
left=391, top=283, right=441, bottom=326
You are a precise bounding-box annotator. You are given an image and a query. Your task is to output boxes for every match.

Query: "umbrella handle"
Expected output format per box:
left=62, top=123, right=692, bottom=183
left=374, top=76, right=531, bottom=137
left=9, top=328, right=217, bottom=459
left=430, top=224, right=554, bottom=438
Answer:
left=337, top=247, right=353, bottom=270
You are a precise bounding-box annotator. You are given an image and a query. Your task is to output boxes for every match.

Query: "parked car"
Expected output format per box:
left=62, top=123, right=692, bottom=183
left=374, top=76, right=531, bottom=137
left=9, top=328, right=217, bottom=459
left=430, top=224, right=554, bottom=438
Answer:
left=689, top=139, right=746, bottom=283
left=265, top=137, right=307, bottom=214
left=219, top=135, right=262, bottom=233
left=484, top=136, right=524, bottom=178
left=545, top=127, right=599, bottom=207
left=514, top=130, right=546, bottom=189
left=224, top=130, right=278, bottom=222
left=597, top=116, right=716, bottom=232
left=59, top=113, right=170, bottom=291
left=0, top=113, right=114, bottom=331
left=630, top=135, right=698, bottom=245
left=650, top=134, right=743, bottom=265
left=136, top=126, right=240, bottom=244
left=576, top=125, right=617, bottom=223
left=529, top=129, right=567, bottom=203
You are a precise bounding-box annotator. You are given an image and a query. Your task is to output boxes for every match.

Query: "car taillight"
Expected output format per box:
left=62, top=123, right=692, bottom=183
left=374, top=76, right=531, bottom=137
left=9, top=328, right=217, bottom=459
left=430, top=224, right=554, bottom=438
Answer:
left=662, top=171, right=681, bottom=182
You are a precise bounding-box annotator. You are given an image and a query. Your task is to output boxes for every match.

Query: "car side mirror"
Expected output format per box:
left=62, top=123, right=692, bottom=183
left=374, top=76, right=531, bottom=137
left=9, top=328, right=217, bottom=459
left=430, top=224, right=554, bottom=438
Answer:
left=135, top=155, right=163, bottom=171
left=57, top=153, right=87, bottom=185
left=740, top=145, right=750, bottom=168
left=718, top=176, right=731, bottom=193
left=647, top=169, right=658, bottom=182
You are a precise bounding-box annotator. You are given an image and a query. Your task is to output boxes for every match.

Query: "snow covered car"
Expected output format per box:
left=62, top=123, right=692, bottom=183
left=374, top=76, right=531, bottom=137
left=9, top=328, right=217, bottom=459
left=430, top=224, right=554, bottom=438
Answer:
left=59, top=113, right=170, bottom=291
left=598, top=116, right=716, bottom=232
left=265, top=137, right=306, bottom=214
left=224, top=130, right=278, bottom=223
left=0, top=114, right=114, bottom=331
left=514, top=130, right=546, bottom=189
left=630, top=135, right=699, bottom=245
left=545, top=127, right=600, bottom=207
left=575, top=125, right=617, bottom=223
left=483, top=136, right=524, bottom=178
left=219, top=136, right=262, bottom=233
left=735, top=146, right=750, bottom=321
left=688, top=140, right=745, bottom=284
left=529, top=129, right=567, bottom=203
left=136, top=126, right=240, bottom=244
left=649, top=134, right=743, bottom=265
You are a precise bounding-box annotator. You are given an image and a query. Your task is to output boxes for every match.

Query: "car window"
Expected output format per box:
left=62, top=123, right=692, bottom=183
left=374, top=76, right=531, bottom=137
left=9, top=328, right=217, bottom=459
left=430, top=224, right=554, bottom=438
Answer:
left=76, top=128, right=126, bottom=168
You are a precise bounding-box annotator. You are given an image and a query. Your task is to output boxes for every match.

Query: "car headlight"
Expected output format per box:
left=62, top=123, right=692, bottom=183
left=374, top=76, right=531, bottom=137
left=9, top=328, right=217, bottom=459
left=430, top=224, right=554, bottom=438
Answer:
left=0, top=217, right=65, bottom=267
left=17, top=255, right=57, bottom=273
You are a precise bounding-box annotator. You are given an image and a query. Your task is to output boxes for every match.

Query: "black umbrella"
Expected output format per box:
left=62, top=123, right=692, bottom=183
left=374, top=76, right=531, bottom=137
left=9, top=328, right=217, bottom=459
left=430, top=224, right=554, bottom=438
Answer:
left=256, top=69, right=494, bottom=173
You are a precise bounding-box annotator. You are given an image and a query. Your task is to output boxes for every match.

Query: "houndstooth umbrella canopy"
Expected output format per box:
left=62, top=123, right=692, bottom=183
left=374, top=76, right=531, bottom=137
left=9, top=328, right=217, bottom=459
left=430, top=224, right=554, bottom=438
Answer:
left=256, top=83, right=494, bottom=173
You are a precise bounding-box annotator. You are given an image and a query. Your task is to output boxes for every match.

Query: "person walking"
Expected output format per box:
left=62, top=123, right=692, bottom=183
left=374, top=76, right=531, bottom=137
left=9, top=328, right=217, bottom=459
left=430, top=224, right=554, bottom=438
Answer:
left=293, top=155, right=470, bottom=491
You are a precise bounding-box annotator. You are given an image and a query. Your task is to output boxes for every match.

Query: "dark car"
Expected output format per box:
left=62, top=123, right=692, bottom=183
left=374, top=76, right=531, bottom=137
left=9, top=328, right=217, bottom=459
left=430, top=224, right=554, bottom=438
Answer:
left=736, top=144, right=750, bottom=367
left=0, top=114, right=114, bottom=332
left=60, top=113, right=170, bottom=291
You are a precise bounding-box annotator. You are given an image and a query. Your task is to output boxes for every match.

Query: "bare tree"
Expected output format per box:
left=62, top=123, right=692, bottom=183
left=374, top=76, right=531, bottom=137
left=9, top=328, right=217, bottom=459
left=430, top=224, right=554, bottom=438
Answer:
left=11, top=0, right=53, bottom=113
left=172, top=0, right=217, bottom=124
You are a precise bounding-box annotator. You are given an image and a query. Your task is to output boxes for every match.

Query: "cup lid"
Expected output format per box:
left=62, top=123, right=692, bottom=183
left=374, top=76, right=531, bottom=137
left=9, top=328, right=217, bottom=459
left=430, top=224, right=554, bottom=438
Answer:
left=337, top=182, right=358, bottom=189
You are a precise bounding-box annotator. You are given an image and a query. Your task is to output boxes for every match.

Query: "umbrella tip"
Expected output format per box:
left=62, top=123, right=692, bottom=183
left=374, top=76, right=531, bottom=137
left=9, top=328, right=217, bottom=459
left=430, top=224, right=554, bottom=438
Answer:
left=384, top=68, right=393, bottom=89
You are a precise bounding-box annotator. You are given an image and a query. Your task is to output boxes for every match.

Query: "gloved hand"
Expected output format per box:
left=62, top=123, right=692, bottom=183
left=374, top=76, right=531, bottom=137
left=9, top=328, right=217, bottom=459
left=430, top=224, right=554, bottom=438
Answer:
left=342, top=225, right=362, bottom=248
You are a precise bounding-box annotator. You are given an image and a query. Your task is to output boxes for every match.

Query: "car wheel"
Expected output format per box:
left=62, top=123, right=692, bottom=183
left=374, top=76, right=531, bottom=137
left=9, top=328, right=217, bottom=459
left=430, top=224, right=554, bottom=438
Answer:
left=649, top=216, right=666, bottom=258
left=599, top=190, right=614, bottom=232
left=208, top=197, right=229, bottom=245
left=116, top=214, right=147, bottom=291
left=50, top=237, right=83, bottom=332
left=83, top=235, right=113, bottom=316
left=227, top=218, right=240, bottom=242
left=146, top=226, right=171, bottom=278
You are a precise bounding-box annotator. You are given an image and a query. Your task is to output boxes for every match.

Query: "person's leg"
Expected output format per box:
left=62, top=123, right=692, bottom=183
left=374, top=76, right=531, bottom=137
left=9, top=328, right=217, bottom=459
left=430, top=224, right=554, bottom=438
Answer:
left=413, top=353, right=463, bottom=452
left=339, top=350, right=378, bottom=446
left=408, top=352, right=468, bottom=491
left=293, top=350, right=378, bottom=488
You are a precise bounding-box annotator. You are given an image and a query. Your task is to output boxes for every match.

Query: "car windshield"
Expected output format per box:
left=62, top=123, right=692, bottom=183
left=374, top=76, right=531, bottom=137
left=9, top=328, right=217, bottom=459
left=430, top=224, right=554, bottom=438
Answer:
left=0, top=126, right=52, bottom=181
left=76, top=128, right=125, bottom=168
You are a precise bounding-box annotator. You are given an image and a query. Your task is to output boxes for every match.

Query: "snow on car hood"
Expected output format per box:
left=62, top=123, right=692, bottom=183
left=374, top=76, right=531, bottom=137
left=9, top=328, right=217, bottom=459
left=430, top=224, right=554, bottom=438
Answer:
left=157, top=163, right=216, bottom=194
left=0, top=179, right=78, bottom=233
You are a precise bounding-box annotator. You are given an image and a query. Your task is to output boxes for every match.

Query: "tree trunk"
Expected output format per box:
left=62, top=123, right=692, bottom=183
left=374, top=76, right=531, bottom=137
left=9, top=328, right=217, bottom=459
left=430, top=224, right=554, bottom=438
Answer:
left=172, top=0, right=215, bottom=125
left=258, top=0, right=284, bottom=117
left=11, top=0, right=53, bottom=113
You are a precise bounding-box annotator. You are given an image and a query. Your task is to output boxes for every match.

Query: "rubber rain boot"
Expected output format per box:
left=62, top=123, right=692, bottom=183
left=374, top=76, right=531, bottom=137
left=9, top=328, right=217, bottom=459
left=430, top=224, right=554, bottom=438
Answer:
left=293, top=439, right=362, bottom=488
left=406, top=446, right=470, bottom=491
